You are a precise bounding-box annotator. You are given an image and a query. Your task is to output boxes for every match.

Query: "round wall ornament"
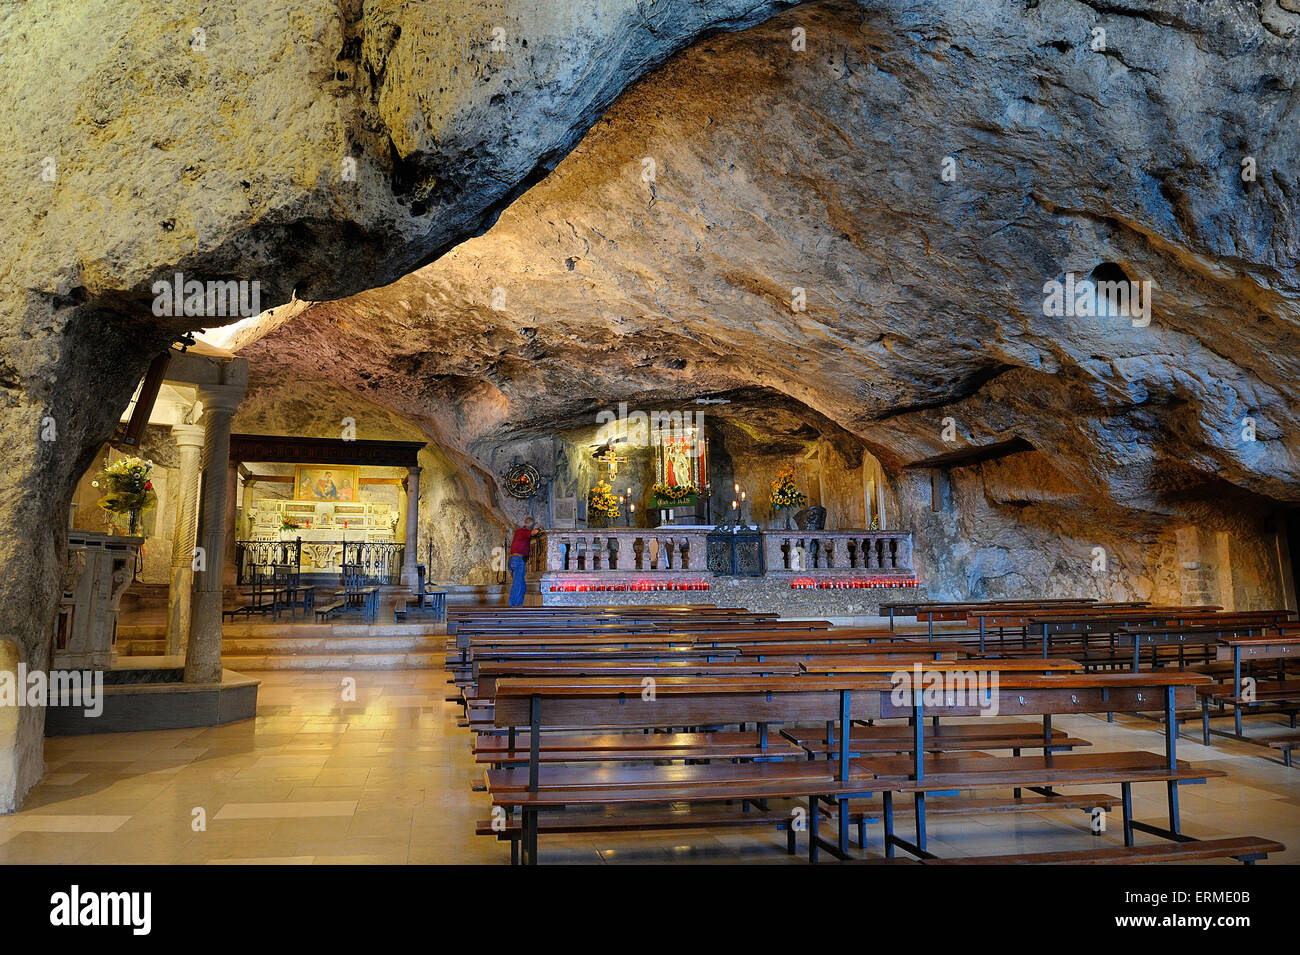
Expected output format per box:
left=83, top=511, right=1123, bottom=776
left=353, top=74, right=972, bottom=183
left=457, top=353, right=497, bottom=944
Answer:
left=505, top=462, right=540, bottom=500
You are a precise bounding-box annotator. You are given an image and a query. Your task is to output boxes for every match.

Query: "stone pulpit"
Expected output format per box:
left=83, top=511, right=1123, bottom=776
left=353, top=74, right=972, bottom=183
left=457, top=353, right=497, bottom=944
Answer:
left=53, top=531, right=142, bottom=670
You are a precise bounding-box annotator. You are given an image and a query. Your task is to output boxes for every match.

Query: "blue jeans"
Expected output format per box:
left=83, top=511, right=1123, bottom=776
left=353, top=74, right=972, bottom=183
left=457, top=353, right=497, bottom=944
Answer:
left=508, top=555, right=527, bottom=607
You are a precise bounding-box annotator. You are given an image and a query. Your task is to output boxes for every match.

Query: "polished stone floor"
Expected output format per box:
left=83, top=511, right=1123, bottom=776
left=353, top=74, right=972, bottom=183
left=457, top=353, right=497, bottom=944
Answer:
left=3, top=669, right=1297, bottom=864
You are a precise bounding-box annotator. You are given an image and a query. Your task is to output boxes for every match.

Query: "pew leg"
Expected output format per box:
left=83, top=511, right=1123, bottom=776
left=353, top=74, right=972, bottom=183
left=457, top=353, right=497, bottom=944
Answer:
left=1166, top=780, right=1181, bottom=838
left=510, top=837, right=519, bottom=866
left=837, top=797, right=849, bottom=857
left=522, top=808, right=538, bottom=866
left=858, top=813, right=867, bottom=850
left=914, top=792, right=927, bottom=853
left=882, top=792, right=895, bottom=859
left=1202, top=695, right=1211, bottom=746
left=807, top=796, right=820, bottom=864
left=1121, top=783, right=1134, bottom=848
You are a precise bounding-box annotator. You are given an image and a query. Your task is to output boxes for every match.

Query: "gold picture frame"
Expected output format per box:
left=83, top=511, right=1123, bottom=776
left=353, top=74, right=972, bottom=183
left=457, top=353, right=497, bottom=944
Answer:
left=294, top=465, right=360, bottom=502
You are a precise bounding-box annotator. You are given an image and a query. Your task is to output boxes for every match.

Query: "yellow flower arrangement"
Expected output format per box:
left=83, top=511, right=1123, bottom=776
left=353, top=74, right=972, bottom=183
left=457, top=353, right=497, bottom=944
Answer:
left=650, top=482, right=696, bottom=504
left=586, top=480, right=621, bottom=520
left=769, top=464, right=807, bottom=510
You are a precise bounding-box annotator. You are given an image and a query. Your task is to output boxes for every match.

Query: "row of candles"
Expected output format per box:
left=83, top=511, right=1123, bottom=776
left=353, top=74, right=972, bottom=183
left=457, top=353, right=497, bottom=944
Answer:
left=790, top=577, right=919, bottom=590
left=613, top=483, right=750, bottom=522
left=549, top=582, right=711, bottom=592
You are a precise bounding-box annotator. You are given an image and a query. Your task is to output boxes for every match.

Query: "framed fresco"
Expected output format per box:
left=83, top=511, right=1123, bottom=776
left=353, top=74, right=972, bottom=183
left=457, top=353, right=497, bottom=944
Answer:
left=294, top=465, right=361, bottom=503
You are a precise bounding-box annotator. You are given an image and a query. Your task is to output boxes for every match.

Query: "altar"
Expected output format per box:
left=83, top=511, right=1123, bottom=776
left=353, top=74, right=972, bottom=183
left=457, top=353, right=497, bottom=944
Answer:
left=239, top=478, right=402, bottom=580
left=536, top=526, right=920, bottom=616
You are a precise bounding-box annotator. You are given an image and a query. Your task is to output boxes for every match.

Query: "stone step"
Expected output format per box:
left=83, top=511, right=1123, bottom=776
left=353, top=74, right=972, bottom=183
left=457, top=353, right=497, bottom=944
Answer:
left=119, top=621, right=445, bottom=641
left=120, top=633, right=444, bottom=656
left=220, top=635, right=444, bottom=653
left=221, top=651, right=444, bottom=671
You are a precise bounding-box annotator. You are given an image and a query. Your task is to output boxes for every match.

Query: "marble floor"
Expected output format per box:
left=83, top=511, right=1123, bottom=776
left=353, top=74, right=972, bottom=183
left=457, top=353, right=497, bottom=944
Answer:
left=3, top=668, right=1297, bottom=864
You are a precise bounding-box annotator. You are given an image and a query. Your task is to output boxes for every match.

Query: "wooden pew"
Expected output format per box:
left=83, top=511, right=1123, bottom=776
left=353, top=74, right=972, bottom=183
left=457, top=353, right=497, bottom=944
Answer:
left=879, top=598, right=1106, bottom=633
left=849, top=670, right=1225, bottom=861
left=1200, top=634, right=1300, bottom=747
left=486, top=670, right=1236, bottom=865
left=1112, top=620, right=1286, bottom=674
left=447, top=606, right=766, bottom=633
left=919, top=837, right=1284, bottom=865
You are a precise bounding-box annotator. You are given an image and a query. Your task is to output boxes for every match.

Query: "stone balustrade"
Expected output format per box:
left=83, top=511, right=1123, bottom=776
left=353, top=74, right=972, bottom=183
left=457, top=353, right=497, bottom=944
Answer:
left=538, top=528, right=912, bottom=578
left=541, top=527, right=712, bottom=574
left=763, top=529, right=912, bottom=574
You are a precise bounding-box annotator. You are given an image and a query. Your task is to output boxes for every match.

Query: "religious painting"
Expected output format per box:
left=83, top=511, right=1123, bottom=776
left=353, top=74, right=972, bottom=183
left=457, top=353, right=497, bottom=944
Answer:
left=294, top=465, right=360, bottom=502
left=654, top=427, right=703, bottom=490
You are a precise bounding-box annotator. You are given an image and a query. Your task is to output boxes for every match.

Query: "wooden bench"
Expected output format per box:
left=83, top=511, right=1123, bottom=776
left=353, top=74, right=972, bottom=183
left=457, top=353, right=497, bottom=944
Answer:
left=488, top=674, right=891, bottom=863
left=447, top=607, right=771, bottom=634
left=315, top=599, right=347, bottom=622
left=782, top=720, right=1090, bottom=757
left=475, top=805, right=814, bottom=864
left=486, top=669, right=1226, bottom=865
left=474, top=730, right=805, bottom=765
left=734, top=640, right=968, bottom=662
left=398, top=589, right=446, bottom=622
left=1200, top=635, right=1300, bottom=743
left=880, top=598, right=1109, bottom=634
left=920, top=836, right=1284, bottom=866
left=846, top=669, right=1221, bottom=861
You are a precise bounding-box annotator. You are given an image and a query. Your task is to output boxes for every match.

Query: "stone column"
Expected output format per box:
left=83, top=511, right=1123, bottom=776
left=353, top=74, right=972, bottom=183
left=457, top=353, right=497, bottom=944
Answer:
left=402, top=465, right=421, bottom=587
left=165, top=424, right=205, bottom=656
left=186, top=387, right=242, bottom=685
left=222, top=460, right=239, bottom=588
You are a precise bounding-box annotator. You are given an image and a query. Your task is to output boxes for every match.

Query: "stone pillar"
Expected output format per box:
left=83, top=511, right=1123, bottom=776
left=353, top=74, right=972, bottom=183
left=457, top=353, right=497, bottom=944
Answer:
left=165, top=424, right=204, bottom=656
left=186, top=387, right=242, bottom=685
left=402, top=465, right=421, bottom=587
left=222, top=460, right=239, bottom=588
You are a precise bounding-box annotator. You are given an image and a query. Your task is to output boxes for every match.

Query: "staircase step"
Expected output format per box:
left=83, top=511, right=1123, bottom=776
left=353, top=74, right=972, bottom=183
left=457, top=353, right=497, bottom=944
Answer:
left=221, top=652, right=443, bottom=671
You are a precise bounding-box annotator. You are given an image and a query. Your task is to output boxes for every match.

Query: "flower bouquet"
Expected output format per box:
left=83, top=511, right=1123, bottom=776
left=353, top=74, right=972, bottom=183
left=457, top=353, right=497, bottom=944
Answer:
left=769, top=464, right=807, bottom=529
left=94, top=456, right=158, bottom=536
left=586, top=480, right=621, bottom=527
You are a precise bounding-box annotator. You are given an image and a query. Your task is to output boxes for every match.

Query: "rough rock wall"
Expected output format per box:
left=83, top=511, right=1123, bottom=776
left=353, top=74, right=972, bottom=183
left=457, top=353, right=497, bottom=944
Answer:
left=2, top=0, right=1298, bottom=812
left=239, top=0, right=1300, bottom=608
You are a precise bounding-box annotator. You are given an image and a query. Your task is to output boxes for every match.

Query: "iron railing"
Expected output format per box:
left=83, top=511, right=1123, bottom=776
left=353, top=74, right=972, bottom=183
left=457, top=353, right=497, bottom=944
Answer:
left=235, top=538, right=404, bottom=586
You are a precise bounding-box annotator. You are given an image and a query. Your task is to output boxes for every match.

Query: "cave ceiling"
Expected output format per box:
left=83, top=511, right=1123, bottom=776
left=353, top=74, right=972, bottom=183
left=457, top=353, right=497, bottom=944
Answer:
left=226, top=0, right=1300, bottom=519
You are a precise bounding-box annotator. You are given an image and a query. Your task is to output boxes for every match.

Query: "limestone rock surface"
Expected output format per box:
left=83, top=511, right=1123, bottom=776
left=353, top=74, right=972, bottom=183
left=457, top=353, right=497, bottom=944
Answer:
left=241, top=0, right=1300, bottom=603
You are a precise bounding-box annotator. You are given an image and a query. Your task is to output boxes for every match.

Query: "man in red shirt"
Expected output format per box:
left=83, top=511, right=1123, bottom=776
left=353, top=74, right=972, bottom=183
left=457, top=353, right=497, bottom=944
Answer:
left=508, top=517, right=538, bottom=607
